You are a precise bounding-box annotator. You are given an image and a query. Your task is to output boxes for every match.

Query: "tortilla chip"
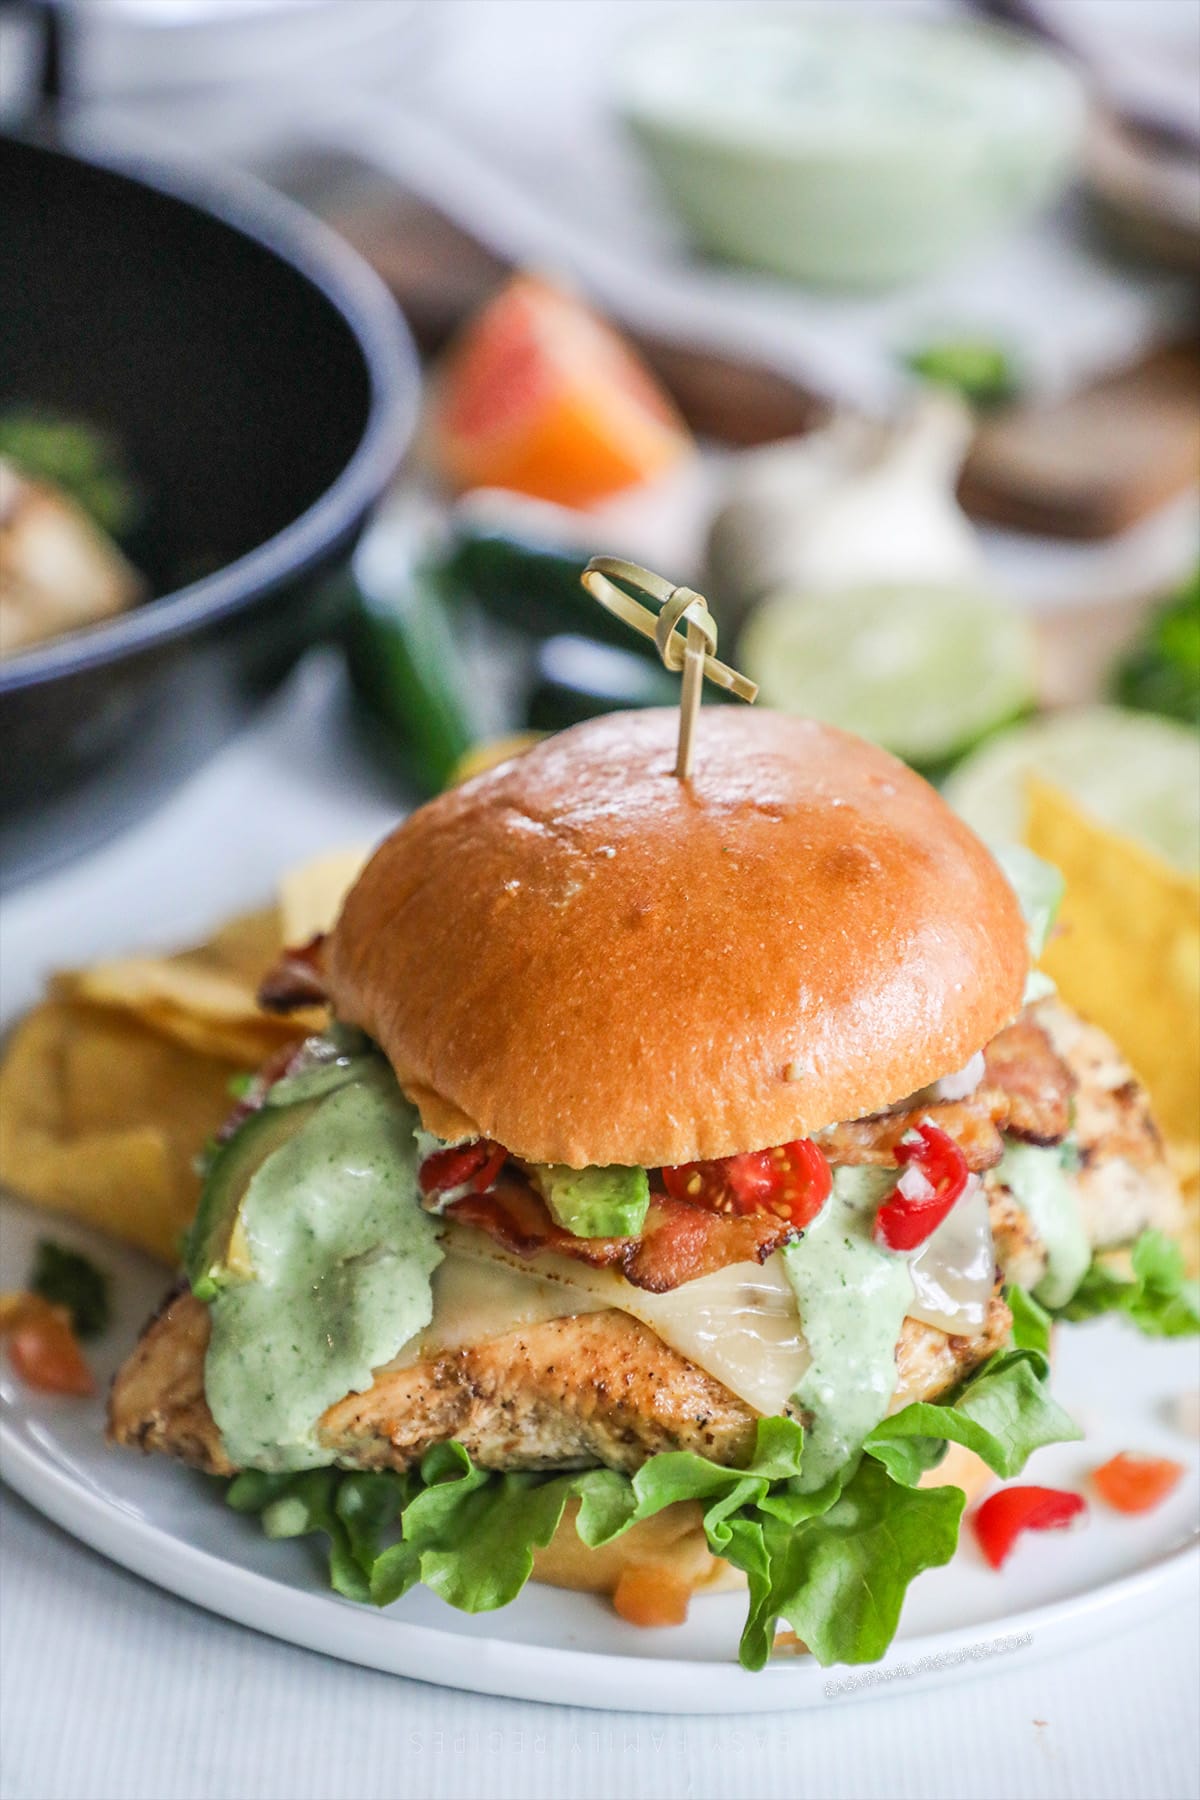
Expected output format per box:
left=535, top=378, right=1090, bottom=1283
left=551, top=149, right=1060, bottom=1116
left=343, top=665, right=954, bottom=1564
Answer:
left=278, top=847, right=370, bottom=947
left=1026, top=775, right=1200, bottom=1154
left=0, top=851, right=370, bottom=1264
left=51, top=906, right=319, bottom=1062
left=5, top=1125, right=182, bottom=1264
left=0, top=1000, right=245, bottom=1263
left=204, top=907, right=286, bottom=984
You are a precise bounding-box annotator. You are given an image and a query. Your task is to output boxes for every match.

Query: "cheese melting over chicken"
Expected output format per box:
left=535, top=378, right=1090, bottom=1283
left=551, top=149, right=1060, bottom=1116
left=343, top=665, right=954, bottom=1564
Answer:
left=391, top=1223, right=811, bottom=1417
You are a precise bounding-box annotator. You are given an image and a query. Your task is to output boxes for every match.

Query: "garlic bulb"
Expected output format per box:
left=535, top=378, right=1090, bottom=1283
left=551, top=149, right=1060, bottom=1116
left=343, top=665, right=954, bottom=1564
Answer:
left=707, top=392, right=982, bottom=621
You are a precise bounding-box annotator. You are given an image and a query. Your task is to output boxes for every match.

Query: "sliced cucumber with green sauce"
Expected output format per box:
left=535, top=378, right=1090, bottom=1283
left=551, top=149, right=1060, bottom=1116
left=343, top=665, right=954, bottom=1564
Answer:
left=739, top=583, right=1036, bottom=773
left=945, top=706, right=1200, bottom=874
left=185, top=1101, right=319, bottom=1301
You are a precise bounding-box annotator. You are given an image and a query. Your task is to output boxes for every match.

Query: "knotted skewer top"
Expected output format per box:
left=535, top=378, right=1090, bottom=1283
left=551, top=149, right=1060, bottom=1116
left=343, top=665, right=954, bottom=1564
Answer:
left=580, top=557, right=757, bottom=779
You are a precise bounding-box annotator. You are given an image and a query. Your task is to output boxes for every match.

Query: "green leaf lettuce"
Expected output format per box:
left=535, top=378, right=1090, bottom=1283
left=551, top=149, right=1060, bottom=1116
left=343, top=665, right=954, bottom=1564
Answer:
left=1056, top=1231, right=1200, bottom=1338
left=225, top=1341, right=1077, bottom=1670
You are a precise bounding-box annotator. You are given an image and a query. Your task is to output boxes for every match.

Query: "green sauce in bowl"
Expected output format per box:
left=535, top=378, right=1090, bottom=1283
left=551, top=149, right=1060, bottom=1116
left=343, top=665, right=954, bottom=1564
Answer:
left=616, top=12, right=1086, bottom=288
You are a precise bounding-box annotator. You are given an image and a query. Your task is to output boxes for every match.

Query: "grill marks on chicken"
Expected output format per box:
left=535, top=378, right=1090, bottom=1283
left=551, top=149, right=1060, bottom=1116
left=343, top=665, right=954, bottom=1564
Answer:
left=892, top=1292, right=1011, bottom=1410
left=1034, top=999, right=1181, bottom=1249
left=108, top=1284, right=235, bottom=1477
left=324, top=1309, right=760, bottom=1473
left=984, top=999, right=1182, bottom=1293
left=106, top=1289, right=763, bottom=1478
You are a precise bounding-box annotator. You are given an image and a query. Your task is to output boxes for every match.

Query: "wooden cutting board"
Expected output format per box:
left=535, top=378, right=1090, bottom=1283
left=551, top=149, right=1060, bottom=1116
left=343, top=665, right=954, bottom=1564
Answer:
left=959, top=344, right=1200, bottom=539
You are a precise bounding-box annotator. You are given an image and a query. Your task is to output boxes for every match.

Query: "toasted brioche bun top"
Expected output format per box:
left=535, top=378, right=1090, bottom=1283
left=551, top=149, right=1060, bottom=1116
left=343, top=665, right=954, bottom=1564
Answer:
left=327, top=710, right=1027, bottom=1167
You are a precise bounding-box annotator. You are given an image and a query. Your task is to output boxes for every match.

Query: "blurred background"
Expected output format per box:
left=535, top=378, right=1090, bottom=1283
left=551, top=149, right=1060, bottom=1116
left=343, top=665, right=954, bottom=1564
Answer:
left=1, top=0, right=1197, bottom=897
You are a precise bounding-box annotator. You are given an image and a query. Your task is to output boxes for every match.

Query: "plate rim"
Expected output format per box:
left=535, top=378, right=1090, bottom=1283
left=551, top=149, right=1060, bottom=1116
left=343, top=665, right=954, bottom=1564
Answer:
left=3, top=1413, right=1196, bottom=1716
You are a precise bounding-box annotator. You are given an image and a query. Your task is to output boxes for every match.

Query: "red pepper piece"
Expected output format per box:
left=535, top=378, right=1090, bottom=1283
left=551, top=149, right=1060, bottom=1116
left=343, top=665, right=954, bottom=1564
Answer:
left=873, top=1121, right=970, bottom=1252
left=972, top=1485, right=1087, bottom=1569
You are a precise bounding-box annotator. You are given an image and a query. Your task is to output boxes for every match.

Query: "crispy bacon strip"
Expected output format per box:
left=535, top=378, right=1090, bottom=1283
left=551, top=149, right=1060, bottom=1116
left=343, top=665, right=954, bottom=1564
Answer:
left=815, top=1011, right=1074, bottom=1169
left=982, top=1014, right=1075, bottom=1145
left=257, top=934, right=328, bottom=1013
left=626, top=1196, right=798, bottom=1291
left=446, top=1177, right=798, bottom=1294
left=815, top=1096, right=1008, bottom=1172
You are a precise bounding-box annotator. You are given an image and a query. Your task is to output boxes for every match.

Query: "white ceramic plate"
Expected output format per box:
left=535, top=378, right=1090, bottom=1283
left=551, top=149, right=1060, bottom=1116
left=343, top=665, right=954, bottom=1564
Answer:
left=2, top=1197, right=1196, bottom=1714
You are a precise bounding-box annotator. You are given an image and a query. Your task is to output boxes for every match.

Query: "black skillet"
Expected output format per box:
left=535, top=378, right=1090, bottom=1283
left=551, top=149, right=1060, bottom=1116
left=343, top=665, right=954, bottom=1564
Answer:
left=0, top=108, right=418, bottom=886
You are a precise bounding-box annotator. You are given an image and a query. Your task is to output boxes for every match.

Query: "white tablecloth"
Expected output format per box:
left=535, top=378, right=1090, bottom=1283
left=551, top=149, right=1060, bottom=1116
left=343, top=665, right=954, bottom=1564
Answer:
left=1, top=1477, right=1197, bottom=1800
left=2, top=655, right=1198, bottom=1800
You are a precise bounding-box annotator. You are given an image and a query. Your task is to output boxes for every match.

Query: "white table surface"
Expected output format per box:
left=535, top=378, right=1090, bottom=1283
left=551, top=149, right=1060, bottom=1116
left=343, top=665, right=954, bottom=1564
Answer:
left=2, top=653, right=1199, bottom=1800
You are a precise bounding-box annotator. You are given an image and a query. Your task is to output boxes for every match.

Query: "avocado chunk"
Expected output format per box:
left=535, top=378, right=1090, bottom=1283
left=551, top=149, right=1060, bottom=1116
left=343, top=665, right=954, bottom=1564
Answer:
left=186, top=1101, right=319, bottom=1300
left=534, top=1163, right=650, bottom=1239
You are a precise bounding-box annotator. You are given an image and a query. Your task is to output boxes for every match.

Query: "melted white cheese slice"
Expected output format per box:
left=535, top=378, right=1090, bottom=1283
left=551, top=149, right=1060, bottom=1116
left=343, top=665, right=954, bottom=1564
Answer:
left=436, top=1222, right=811, bottom=1416
left=907, top=1175, right=995, bottom=1333
left=416, top=1252, right=608, bottom=1356
left=386, top=1194, right=992, bottom=1419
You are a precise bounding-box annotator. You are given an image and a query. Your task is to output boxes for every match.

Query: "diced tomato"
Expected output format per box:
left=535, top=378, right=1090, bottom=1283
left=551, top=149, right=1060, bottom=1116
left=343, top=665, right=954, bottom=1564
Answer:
left=972, top=1485, right=1087, bottom=1569
left=6, top=1300, right=94, bottom=1397
left=419, top=1139, right=507, bottom=1197
left=873, top=1122, right=970, bottom=1252
left=661, top=1138, right=832, bottom=1228
left=1092, top=1453, right=1186, bottom=1515
left=612, top=1565, right=692, bottom=1628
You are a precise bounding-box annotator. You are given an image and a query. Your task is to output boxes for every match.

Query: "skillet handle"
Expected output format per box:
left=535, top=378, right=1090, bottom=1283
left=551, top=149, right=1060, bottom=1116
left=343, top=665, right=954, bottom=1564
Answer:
left=37, top=0, right=65, bottom=104
left=0, top=0, right=68, bottom=127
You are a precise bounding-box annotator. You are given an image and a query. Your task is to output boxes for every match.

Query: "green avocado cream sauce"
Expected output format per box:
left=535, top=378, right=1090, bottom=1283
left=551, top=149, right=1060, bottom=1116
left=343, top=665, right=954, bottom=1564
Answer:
left=204, top=1065, right=442, bottom=1472
left=996, top=1138, right=1089, bottom=1309
left=782, top=1167, right=914, bottom=1491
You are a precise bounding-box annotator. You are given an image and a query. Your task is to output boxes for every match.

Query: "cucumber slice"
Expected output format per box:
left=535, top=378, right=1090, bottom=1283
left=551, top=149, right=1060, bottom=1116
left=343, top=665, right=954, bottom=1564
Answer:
left=440, top=526, right=605, bottom=642
left=346, top=565, right=477, bottom=795
left=526, top=634, right=682, bottom=731
left=739, top=583, right=1035, bottom=771
left=944, top=706, right=1200, bottom=874
left=185, top=1101, right=318, bottom=1300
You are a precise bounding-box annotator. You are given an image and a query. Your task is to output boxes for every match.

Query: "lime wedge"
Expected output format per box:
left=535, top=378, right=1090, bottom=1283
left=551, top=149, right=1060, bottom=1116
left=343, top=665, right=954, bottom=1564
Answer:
left=945, top=706, right=1200, bottom=874
left=739, top=584, right=1035, bottom=771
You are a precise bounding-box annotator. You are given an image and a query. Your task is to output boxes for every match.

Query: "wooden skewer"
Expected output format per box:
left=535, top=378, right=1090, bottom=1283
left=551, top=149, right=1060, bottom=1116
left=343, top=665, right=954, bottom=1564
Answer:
left=580, top=557, right=757, bottom=780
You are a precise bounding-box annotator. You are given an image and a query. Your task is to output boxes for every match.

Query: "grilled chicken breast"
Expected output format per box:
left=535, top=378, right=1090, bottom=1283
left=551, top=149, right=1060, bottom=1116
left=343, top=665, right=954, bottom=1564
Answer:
left=108, top=1000, right=1178, bottom=1482
left=987, top=999, right=1181, bottom=1294
left=1036, top=999, right=1181, bottom=1248
left=108, top=1285, right=1010, bottom=1480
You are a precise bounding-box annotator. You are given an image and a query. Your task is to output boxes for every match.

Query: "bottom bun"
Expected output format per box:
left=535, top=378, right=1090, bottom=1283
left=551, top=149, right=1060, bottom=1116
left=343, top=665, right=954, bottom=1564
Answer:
left=916, top=1438, right=993, bottom=1506
left=532, top=1499, right=743, bottom=1601
left=530, top=1445, right=992, bottom=1624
